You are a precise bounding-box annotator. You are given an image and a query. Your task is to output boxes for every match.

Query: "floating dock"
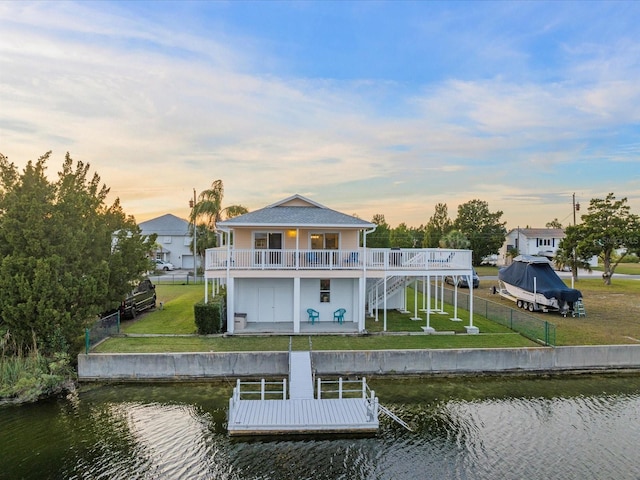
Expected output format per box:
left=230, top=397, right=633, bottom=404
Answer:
left=227, top=350, right=379, bottom=436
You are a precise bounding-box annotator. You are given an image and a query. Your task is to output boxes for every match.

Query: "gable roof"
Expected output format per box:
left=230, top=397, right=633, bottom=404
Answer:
left=139, top=214, right=190, bottom=236
left=218, top=194, right=375, bottom=229
left=507, top=228, right=565, bottom=238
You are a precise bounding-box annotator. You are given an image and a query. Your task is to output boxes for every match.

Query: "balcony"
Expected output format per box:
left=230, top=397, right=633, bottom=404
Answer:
left=205, top=248, right=472, bottom=272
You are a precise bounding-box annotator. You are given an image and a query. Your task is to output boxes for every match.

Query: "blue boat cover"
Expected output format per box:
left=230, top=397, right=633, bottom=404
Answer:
left=499, top=255, right=582, bottom=303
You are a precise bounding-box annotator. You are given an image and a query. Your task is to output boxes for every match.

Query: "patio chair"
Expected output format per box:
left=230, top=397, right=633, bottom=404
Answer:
left=307, top=308, right=319, bottom=324
left=333, top=308, right=346, bottom=324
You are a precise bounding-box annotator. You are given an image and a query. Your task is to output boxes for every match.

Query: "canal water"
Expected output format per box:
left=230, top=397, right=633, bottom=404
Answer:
left=2, top=374, right=640, bottom=480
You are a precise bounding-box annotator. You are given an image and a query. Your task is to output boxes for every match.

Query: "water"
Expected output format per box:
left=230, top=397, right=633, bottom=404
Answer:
left=2, top=375, right=640, bottom=480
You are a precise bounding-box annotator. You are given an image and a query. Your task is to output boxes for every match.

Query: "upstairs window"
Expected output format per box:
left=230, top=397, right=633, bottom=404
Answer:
left=311, top=233, right=339, bottom=250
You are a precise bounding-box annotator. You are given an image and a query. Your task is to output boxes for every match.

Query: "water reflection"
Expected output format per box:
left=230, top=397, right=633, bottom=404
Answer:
left=1, top=375, right=639, bottom=479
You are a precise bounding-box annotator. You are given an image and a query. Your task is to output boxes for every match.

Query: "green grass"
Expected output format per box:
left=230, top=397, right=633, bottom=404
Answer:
left=592, top=262, right=640, bottom=275
left=93, top=275, right=640, bottom=353
left=94, top=332, right=536, bottom=353
left=472, top=278, right=640, bottom=346
left=121, top=284, right=203, bottom=334
left=94, top=283, right=538, bottom=353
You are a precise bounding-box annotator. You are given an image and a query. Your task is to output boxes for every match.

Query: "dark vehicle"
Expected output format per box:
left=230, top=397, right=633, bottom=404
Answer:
left=444, top=269, right=480, bottom=289
left=120, top=279, right=156, bottom=319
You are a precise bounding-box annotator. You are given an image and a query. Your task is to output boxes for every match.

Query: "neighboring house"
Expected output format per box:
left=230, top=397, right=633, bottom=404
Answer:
left=498, top=228, right=565, bottom=266
left=204, top=195, right=474, bottom=334
left=499, top=227, right=599, bottom=268
left=139, top=214, right=196, bottom=270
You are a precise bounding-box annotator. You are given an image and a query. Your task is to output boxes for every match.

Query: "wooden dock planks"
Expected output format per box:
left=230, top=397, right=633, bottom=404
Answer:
left=228, top=398, right=377, bottom=435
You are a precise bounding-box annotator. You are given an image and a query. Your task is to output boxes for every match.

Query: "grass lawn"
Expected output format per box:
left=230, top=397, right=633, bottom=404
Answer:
left=95, top=332, right=535, bottom=353
left=472, top=277, right=640, bottom=346
left=592, top=262, right=640, bottom=275
left=93, top=276, right=639, bottom=353
left=121, top=284, right=204, bottom=334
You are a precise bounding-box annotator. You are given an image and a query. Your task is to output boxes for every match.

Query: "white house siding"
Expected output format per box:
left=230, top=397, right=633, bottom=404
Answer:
left=300, top=278, right=358, bottom=324
left=234, top=278, right=294, bottom=323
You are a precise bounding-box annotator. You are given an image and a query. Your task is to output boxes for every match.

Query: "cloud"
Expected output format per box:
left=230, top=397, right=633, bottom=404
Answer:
left=1, top=1, right=639, bottom=229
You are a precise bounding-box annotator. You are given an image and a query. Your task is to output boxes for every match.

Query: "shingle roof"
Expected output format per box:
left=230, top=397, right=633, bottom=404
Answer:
left=508, top=228, right=565, bottom=238
left=139, top=214, right=189, bottom=236
left=218, top=195, right=374, bottom=229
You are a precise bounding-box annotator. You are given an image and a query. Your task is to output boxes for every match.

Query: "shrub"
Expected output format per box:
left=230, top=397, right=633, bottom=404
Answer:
left=194, top=297, right=226, bottom=334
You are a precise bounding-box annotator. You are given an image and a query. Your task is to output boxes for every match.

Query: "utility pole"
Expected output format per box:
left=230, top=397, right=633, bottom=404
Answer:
left=571, top=193, right=579, bottom=286
left=193, top=188, right=197, bottom=282
left=189, top=189, right=197, bottom=283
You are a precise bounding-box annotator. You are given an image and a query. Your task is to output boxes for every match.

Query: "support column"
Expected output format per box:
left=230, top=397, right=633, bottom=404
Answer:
left=358, top=276, right=366, bottom=332
left=450, top=282, right=462, bottom=322
left=410, top=278, right=420, bottom=321
left=466, top=273, right=478, bottom=334
left=383, top=275, right=387, bottom=332
left=226, top=276, right=235, bottom=334
left=293, top=277, right=301, bottom=333
left=422, top=274, right=435, bottom=334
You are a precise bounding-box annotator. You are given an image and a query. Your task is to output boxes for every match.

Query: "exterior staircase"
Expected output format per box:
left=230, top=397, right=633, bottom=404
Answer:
left=367, top=275, right=409, bottom=314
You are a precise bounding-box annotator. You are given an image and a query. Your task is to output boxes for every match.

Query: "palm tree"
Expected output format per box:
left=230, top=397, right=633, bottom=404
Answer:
left=189, top=180, right=248, bottom=259
left=439, top=230, right=470, bottom=249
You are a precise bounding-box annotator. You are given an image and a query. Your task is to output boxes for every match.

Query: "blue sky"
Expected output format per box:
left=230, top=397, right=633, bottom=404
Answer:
left=1, top=1, right=639, bottom=230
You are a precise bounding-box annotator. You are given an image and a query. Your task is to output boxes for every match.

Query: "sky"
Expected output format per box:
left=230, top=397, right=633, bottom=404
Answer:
left=1, top=1, right=639, bottom=231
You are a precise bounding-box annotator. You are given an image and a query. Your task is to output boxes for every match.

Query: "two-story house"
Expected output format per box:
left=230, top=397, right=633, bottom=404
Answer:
left=498, top=228, right=565, bottom=266
left=139, top=214, right=197, bottom=270
left=204, top=195, right=475, bottom=334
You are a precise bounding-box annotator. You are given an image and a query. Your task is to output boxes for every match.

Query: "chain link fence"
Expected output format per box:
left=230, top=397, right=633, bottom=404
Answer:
left=439, top=287, right=556, bottom=346
left=147, top=273, right=205, bottom=285
left=85, top=311, right=120, bottom=353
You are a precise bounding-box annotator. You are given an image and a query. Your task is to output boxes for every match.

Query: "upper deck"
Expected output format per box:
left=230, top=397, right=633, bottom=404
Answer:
left=205, top=247, right=472, bottom=273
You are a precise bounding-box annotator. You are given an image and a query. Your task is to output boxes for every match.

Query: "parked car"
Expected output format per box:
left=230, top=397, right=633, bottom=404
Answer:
left=155, top=259, right=175, bottom=271
left=444, top=269, right=480, bottom=289
left=120, top=279, right=156, bottom=318
left=481, top=254, right=498, bottom=266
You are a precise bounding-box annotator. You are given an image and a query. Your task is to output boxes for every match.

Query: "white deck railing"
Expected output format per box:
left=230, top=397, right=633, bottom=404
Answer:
left=206, top=247, right=471, bottom=271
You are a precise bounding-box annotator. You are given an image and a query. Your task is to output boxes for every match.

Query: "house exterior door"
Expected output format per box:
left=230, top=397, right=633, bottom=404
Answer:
left=257, top=286, right=291, bottom=323
left=254, top=232, right=283, bottom=266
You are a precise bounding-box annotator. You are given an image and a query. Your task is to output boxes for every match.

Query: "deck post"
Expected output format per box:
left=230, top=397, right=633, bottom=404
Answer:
left=361, top=377, right=366, bottom=399
left=317, top=377, right=322, bottom=400
left=338, top=377, right=343, bottom=399
left=368, top=389, right=376, bottom=421
left=261, top=379, right=265, bottom=400
left=283, top=378, right=287, bottom=400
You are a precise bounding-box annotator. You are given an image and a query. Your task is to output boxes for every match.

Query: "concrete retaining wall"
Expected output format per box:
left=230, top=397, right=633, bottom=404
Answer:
left=78, top=345, right=640, bottom=381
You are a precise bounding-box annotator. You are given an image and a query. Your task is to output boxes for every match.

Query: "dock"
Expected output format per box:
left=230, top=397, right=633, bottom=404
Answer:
left=227, top=350, right=379, bottom=436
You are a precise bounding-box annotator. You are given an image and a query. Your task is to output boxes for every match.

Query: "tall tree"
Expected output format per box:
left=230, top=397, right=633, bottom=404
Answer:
left=555, top=226, right=593, bottom=278
left=367, top=214, right=391, bottom=248
left=453, top=199, right=507, bottom=265
left=423, top=203, right=452, bottom=248
left=0, top=152, right=155, bottom=354
left=190, top=179, right=248, bottom=257
left=570, top=193, right=640, bottom=285
left=439, top=230, right=470, bottom=249
left=390, top=222, right=415, bottom=248
left=546, top=218, right=563, bottom=229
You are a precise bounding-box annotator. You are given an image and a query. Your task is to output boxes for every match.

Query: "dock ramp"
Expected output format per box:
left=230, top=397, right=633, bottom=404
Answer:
left=227, top=350, right=379, bottom=436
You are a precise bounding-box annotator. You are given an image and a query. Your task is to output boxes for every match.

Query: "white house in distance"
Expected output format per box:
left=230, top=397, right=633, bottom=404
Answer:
left=204, top=194, right=475, bottom=335
left=498, top=228, right=565, bottom=266
left=139, top=214, right=196, bottom=270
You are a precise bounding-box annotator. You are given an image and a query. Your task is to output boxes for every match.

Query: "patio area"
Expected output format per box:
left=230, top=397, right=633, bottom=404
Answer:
left=232, top=321, right=360, bottom=335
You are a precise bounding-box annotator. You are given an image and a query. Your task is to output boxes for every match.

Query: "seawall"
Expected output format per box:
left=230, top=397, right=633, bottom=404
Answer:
left=78, top=345, right=640, bottom=381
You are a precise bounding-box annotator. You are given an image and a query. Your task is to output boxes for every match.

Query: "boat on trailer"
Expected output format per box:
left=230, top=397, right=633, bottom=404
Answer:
left=496, top=255, right=583, bottom=316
